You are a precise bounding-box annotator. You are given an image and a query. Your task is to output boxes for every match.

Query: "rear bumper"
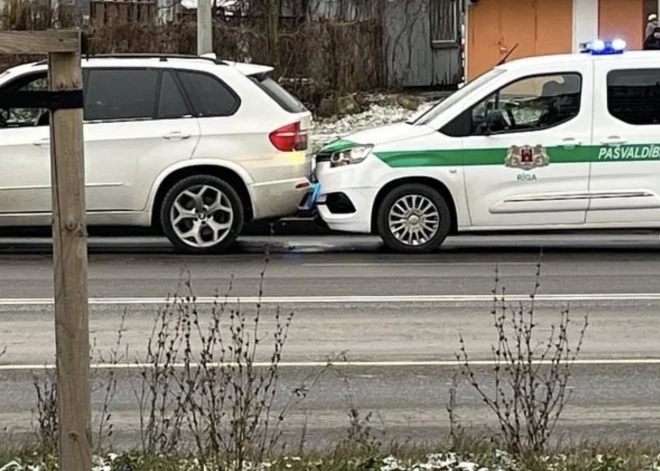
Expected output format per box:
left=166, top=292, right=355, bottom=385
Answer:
left=249, top=177, right=312, bottom=220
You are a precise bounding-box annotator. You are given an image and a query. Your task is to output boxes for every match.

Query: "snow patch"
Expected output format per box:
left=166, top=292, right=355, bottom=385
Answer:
left=311, top=99, right=436, bottom=147
left=3, top=451, right=660, bottom=471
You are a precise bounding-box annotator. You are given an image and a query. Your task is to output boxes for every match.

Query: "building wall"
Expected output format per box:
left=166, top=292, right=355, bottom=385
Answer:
left=599, top=0, right=644, bottom=48
left=572, top=0, right=599, bottom=52
left=466, top=0, right=573, bottom=80
left=467, top=0, right=646, bottom=81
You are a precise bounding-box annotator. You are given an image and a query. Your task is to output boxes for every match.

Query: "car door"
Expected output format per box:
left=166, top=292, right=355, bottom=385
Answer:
left=458, top=64, right=594, bottom=228
left=0, top=71, right=52, bottom=213
left=587, top=61, right=660, bottom=225
left=83, top=67, right=201, bottom=212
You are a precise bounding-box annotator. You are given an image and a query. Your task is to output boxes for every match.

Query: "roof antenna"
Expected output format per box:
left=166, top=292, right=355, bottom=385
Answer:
left=497, top=43, right=519, bottom=65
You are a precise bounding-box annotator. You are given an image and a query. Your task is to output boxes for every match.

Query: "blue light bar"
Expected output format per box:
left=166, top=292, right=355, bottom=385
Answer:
left=582, top=38, right=626, bottom=55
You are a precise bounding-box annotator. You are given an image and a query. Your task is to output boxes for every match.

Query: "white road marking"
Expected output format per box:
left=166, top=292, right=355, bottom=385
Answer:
left=304, top=262, right=536, bottom=267
left=1, top=358, right=660, bottom=371
left=2, top=293, right=660, bottom=305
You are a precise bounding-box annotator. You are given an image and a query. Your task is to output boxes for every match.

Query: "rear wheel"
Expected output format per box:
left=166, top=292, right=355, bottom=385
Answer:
left=160, top=175, right=244, bottom=254
left=376, top=183, right=451, bottom=253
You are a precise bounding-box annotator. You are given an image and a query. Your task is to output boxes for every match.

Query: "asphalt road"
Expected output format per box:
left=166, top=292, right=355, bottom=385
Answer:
left=0, top=233, right=659, bottom=449
left=2, top=233, right=660, bottom=298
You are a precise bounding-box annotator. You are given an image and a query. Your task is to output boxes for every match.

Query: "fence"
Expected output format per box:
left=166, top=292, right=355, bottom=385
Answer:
left=1, top=0, right=464, bottom=104
left=90, top=0, right=156, bottom=24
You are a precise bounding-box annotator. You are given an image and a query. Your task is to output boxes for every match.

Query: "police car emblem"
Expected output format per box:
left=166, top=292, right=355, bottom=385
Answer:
left=505, top=145, right=550, bottom=171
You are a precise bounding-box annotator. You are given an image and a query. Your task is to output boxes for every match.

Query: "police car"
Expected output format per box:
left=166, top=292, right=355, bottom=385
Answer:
left=307, top=39, right=660, bottom=252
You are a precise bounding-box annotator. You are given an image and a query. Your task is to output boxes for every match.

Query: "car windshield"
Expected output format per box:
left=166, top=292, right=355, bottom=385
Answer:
left=409, top=67, right=507, bottom=126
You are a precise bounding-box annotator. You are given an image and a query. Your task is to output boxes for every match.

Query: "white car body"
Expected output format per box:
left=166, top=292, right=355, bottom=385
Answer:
left=0, top=55, right=313, bottom=253
left=312, top=46, right=660, bottom=252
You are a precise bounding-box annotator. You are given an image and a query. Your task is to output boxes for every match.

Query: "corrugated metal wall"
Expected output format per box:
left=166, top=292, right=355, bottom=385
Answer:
left=305, top=0, right=462, bottom=88
left=384, top=0, right=462, bottom=87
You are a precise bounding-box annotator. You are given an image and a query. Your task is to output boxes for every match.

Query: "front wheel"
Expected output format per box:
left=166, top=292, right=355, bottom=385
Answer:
left=160, top=175, right=245, bottom=254
left=376, top=184, right=451, bottom=253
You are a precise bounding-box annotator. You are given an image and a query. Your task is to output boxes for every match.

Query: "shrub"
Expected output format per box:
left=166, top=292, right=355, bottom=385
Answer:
left=456, top=262, right=588, bottom=456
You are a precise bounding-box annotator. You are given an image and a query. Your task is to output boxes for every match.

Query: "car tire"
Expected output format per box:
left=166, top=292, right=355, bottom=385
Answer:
left=160, top=175, right=245, bottom=254
left=376, top=183, right=451, bottom=253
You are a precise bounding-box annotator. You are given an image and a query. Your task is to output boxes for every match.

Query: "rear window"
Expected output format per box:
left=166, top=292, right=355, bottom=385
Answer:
left=250, top=75, right=308, bottom=113
left=177, top=70, right=240, bottom=118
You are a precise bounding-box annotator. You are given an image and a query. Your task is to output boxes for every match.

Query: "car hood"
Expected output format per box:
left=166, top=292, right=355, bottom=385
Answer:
left=318, top=122, right=435, bottom=153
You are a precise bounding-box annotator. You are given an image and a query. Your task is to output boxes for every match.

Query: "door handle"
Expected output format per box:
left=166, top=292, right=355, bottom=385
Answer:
left=163, top=131, right=191, bottom=140
left=33, top=138, right=50, bottom=147
left=601, top=136, right=627, bottom=145
left=561, top=137, right=582, bottom=148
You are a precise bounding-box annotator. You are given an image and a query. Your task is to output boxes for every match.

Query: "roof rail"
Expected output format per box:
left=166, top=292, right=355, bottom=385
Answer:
left=33, top=53, right=229, bottom=66
left=84, top=53, right=230, bottom=64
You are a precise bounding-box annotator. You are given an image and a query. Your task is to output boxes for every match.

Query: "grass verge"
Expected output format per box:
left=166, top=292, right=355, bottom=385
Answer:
left=1, top=441, right=660, bottom=471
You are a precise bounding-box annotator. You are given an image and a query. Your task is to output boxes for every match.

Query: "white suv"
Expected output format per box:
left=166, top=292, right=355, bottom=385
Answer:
left=0, top=54, right=313, bottom=253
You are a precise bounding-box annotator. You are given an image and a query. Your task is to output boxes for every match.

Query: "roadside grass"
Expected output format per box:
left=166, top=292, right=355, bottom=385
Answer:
left=1, top=440, right=660, bottom=471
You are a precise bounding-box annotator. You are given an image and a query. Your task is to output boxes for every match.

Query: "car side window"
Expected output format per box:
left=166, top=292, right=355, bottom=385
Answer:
left=607, top=68, right=660, bottom=125
left=157, top=71, right=190, bottom=120
left=443, top=73, right=582, bottom=137
left=0, top=72, right=48, bottom=128
left=85, top=68, right=159, bottom=122
left=176, top=70, right=240, bottom=117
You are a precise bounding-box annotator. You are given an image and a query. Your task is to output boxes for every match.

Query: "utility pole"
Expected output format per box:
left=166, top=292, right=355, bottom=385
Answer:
left=197, top=0, right=213, bottom=55
left=266, top=0, right=280, bottom=72
left=49, top=0, right=60, bottom=28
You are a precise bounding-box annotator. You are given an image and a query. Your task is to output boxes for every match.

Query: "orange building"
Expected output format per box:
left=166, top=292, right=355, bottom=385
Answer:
left=465, top=0, right=660, bottom=80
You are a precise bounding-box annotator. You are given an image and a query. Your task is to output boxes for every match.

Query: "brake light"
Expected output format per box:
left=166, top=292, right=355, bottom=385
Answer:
left=269, top=122, right=308, bottom=152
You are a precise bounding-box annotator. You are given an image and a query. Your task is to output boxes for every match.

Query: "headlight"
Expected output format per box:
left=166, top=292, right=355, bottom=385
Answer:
left=330, top=145, right=373, bottom=168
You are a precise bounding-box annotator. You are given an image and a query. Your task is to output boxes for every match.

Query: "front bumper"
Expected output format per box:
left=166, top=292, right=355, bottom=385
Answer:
left=315, top=188, right=375, bottom=233
left=301, top=161, right=378, bottom=234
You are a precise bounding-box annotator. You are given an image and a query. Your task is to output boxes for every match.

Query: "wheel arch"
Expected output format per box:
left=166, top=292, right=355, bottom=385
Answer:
left=149, top=163, right=254, bottom=229
left=370, top=176, right=459, bottom=235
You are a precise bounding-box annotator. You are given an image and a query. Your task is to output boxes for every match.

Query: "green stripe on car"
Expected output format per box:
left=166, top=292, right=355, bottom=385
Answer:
left=374, top=144, right=660, bottom=168
left=320, top=139, right=357, bottom=153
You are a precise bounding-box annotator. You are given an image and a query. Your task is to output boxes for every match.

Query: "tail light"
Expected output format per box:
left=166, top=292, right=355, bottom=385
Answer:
left=269, top=122, right=308, bottom=152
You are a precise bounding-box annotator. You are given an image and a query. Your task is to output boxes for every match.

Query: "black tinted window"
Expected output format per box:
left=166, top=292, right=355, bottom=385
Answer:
left=85, top=69, right=158, bottom=121
left=0, top=72, right=48, bottom=127
left=608, top=69, right=660, bottom=125
left=158, top=71, right=190, bottom=119
left=250, top=75, right=307, bottom=113
left=177, top=70, right=239, bottom=117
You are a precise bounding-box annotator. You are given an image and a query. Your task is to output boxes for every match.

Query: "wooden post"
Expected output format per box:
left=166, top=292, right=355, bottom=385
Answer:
left=0, top=31, right=91, bottom=471
left=49, top=50, right=92, bottom=471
